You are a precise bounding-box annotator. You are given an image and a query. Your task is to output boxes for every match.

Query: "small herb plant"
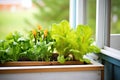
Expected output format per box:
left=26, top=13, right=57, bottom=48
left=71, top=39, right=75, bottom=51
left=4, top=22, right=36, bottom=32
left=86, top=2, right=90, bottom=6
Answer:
left=0, top=25, right=55, bottom=63
left=51, top=20, right=100, bottom=63
left=0, top=20, right=100, bottom=64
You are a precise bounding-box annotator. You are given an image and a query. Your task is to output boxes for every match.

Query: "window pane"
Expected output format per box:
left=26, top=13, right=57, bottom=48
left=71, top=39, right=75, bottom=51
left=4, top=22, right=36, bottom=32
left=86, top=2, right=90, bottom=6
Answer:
left=0, top=0, right=69, bottom=39
left=110, top=0, right=120, bottom=50
left=111, top=0, right=120, bottom=34
left=87, top=0, right=96, bottom=37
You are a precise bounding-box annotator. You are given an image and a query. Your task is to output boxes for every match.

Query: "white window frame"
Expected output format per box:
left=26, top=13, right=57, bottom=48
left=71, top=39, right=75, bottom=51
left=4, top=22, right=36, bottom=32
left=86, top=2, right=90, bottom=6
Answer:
left=70, top=0, right=111, bottom=48
left=70, top=0, right=120, bottom=61
left=69, top=0, right=87, bottom=28
left=96, top=0, right=111, bottom=48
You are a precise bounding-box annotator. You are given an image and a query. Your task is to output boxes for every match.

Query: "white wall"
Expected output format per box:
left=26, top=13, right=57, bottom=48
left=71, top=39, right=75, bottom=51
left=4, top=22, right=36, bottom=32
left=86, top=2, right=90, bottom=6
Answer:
left=0, top=71, right=101, bottom=80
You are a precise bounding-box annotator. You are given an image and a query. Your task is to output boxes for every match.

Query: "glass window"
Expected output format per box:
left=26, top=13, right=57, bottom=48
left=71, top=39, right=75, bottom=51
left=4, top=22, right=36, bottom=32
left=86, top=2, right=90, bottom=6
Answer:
left=87, top=0, right=96, bottom=38
left=111, top=0, right=120, bottom=34
left=110, top=0, right=120, bottom=50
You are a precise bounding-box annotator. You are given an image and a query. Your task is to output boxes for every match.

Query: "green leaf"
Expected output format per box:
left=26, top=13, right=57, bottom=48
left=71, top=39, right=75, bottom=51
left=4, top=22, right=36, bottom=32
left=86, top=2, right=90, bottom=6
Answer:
left=57, top=55, right=66, bottom=64
left=83, top=58, right=91, bottom=63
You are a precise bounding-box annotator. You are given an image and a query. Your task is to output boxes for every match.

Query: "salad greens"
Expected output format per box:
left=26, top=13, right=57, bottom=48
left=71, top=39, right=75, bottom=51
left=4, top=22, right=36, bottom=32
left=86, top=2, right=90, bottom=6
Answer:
left=51, top=20, right=100, bottom=63
left=0, top=20, right=100, bottom=64
left=0, top=26, right=55, bottom=63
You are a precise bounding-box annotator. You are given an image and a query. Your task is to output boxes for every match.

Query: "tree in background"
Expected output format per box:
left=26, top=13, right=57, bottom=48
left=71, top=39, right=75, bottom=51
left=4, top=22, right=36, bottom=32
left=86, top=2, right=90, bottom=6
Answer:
left=31, top=0, right=69, bottom=29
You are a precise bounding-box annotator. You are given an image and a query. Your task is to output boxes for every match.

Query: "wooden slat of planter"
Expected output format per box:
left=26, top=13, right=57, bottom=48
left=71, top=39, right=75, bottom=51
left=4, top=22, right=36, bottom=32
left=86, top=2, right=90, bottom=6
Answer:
left=0, top=61, right=85, bottom=67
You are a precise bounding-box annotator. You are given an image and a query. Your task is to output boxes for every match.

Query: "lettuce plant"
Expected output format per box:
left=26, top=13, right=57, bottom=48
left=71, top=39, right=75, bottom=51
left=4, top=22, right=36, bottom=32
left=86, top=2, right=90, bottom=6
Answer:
left=51, top=20, right=100, bottom=63
left=0, top=32, right=23, bottom=63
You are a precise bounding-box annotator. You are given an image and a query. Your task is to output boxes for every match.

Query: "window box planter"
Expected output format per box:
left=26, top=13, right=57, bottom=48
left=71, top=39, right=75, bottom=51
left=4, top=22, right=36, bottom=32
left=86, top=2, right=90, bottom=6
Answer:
left=0, top=20, right=100, bottom=67
left=0, top=60, right=104, bottom=80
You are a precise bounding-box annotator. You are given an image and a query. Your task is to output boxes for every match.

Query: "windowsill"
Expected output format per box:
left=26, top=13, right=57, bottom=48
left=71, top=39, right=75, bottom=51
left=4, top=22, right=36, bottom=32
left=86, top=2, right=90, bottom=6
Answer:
left=0, top=60, right=103, bottom=74
left=101, top=46, right=120, bottom=61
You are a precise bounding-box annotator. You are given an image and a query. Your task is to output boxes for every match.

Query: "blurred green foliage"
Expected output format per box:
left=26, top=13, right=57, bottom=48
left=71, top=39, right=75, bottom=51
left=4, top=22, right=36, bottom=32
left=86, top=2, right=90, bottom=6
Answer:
left=31, top=0, right=69, bottom=29
left=0, top=0, right=120, bottom=40
left=111, top=0, right=120, bottom=33
left=0, top=10, right=37, bottom=39
left=0, top=0, right=69, bottom=39
left=87, top=0, right=96, bottom=36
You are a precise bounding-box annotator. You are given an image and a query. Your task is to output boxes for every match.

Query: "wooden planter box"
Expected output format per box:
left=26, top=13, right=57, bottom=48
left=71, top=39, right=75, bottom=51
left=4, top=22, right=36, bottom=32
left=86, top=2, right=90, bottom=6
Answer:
left=0, top=61, right=87, bottom=67
left=0, top=60, right=104, bottom=80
